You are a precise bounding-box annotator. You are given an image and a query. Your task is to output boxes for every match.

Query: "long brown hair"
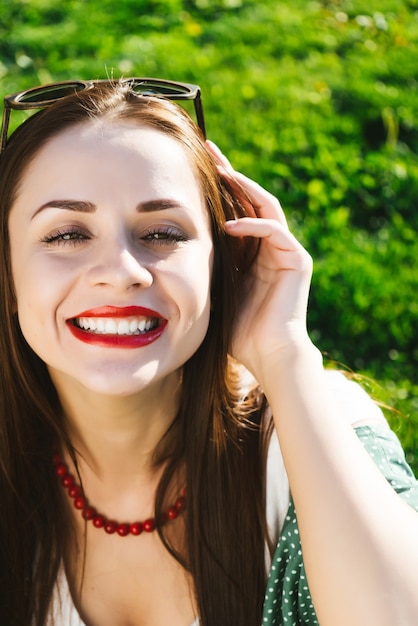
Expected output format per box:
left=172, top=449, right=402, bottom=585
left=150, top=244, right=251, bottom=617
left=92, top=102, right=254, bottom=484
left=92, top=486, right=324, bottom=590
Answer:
left=0, top=83, right=269, bottom=625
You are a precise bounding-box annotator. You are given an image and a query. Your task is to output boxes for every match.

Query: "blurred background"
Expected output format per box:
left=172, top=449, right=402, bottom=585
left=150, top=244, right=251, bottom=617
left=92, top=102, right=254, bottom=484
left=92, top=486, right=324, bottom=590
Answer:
left=1, top=0, right=417, bottom=471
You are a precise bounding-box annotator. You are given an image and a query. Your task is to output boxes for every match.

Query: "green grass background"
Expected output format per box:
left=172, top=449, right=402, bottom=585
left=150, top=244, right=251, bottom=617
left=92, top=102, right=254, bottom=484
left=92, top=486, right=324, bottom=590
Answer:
left=1, top=0, right=418, bottom=472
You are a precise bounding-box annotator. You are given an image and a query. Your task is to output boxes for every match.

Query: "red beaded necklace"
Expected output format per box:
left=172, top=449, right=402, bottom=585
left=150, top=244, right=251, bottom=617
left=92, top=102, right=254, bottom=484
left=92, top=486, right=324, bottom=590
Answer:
left=53, top=452, right=186, bottom=537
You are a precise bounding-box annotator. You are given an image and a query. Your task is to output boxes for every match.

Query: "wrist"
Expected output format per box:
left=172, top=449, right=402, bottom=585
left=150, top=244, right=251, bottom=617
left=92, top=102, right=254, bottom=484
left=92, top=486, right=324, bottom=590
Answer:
left=247, top=337, right=323, bottom=392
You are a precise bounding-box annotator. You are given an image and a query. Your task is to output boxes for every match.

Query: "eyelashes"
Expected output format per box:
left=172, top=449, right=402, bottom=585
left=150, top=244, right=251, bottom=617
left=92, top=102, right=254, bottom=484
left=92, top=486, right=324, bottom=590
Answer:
left=40, top=225, right=189, bottom=248
left=140, top=226, right=189, bottom=246
left=40, top=227, right=90, bottom=247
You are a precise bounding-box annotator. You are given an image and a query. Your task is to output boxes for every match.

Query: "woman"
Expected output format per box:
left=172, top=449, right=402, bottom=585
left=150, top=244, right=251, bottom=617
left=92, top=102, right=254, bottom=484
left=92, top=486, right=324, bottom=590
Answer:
left=0, top=78, right=417, bottom=626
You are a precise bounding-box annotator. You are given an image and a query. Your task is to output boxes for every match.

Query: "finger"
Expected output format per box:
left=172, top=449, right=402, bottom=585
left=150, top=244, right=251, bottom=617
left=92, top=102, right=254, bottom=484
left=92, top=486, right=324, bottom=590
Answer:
left=225, top=218, right=307, bottom=261
left=232, top=172, right=288, bottom=228
left=206, top=141, right=289, bottom=228
left=206, top=140, right=234, bottom=172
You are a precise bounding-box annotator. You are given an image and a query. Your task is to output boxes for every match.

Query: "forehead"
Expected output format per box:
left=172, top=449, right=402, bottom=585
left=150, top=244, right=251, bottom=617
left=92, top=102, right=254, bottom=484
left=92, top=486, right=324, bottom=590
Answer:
left=14, top=120, right=205, bottom=213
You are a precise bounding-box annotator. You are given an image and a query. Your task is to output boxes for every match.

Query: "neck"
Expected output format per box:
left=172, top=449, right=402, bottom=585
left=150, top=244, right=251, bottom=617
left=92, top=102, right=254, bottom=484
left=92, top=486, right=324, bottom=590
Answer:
left=51, top=371, right=182, bottom=482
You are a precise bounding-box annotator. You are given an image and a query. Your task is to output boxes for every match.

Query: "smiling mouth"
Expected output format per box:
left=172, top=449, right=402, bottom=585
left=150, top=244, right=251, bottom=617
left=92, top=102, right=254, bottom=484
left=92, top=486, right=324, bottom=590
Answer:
left=72, top=316, right=161, bottom=336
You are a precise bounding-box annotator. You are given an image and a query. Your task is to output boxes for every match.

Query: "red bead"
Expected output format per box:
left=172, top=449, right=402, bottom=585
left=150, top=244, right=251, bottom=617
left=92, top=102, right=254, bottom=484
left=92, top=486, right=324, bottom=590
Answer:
left=130, top=522, right=143, bottom=536
left=117, top=523, right=130, bottom=537
left=104, top=520, right=117, bottom=534
left=167, top=506, right=179, bottom=520
left=175, top=496, right=186, bottom=511
left=74, top=496, right=85, bottom=510
left=82, top=507, right=96, bottom=520
left=61, top=474, right=74, bottom=488
left=52, top=453, right=61, bottom=465
left=143, top=518, right=156, bottom=533
left=68, top=485, right=81, bottom=498
left=93, top=515, right=105, bottom=528
left=55, top=463, right=68, bottom=477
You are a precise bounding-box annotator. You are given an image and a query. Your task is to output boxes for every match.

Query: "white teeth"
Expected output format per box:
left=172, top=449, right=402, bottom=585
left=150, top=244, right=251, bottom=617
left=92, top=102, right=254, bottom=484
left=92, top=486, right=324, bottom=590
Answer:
left=117, top=320, right=130, bottom=335
left=97, top=318, right=106, bottom=332
left=106, top=319, right=117, bottom=334
left=74, top=316, right=159, bottom=335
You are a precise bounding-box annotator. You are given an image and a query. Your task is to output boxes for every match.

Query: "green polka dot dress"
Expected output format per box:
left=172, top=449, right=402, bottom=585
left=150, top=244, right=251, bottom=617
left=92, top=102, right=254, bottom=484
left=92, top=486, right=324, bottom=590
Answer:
left=262, top=423, right=418, bottom=625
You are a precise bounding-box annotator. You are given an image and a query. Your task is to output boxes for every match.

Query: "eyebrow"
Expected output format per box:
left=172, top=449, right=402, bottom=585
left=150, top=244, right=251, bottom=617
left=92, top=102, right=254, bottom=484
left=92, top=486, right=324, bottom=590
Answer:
left=136, top=199, right=189, bottom=213
left=32, top=198, right=188, bottom=219
left=32, top=200, right=96, bottom=219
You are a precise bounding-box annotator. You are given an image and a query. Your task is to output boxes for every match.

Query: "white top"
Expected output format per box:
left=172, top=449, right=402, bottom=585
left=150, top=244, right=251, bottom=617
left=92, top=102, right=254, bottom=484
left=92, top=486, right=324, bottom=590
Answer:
left=47, top=370, right=386, bottom=624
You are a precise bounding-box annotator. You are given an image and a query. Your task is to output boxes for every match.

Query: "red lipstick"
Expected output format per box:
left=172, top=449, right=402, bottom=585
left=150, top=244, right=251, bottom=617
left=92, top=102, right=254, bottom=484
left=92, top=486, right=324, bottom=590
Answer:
left=67, top=306, right=167, bottom=349
left=73, top=306, right=161, bottom=318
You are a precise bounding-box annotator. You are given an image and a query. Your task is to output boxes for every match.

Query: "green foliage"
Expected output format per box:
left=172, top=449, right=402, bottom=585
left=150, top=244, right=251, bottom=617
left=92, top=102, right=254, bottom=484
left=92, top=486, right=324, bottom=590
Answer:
left=1, top=0, right=417, bottom=471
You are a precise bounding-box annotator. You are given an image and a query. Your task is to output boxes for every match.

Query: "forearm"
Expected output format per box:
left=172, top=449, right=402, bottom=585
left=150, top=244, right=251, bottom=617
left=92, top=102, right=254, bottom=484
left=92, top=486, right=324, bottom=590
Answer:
left=262, top=341, right=418, bottom=626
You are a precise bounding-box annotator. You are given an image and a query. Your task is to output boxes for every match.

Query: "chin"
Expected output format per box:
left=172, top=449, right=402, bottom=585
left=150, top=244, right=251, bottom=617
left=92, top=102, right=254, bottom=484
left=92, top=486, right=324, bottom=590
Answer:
left=81, top=366, right=181, bottom=398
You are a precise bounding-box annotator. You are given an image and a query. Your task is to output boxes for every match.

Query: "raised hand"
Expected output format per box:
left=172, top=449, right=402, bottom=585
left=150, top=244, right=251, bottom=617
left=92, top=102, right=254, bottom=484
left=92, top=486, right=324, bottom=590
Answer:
left=207, top=141, right=314, bottom=382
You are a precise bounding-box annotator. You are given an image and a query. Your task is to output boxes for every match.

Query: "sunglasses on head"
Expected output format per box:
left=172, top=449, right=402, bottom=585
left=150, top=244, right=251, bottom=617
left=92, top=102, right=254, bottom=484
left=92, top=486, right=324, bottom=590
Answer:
left=0, top=77, right=206, bottom=153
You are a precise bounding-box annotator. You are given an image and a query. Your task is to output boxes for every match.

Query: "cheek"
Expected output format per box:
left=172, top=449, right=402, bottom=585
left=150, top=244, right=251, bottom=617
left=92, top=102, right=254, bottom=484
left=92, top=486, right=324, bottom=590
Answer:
left=13, top=265, right=47, bottom=315
left=172, top=247, right=213, bottom=306
left=12, top=256, right=68, bottom=347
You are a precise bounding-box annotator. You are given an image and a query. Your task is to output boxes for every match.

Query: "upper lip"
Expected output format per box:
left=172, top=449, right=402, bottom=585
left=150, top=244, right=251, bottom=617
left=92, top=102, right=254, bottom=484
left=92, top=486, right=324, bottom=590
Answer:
left=68, top=305, right=166, bottom=320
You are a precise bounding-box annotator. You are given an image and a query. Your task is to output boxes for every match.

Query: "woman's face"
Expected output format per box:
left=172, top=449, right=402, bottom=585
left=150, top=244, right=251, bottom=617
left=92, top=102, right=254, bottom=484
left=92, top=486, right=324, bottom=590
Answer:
left=8, top=121, right=213, bottom=398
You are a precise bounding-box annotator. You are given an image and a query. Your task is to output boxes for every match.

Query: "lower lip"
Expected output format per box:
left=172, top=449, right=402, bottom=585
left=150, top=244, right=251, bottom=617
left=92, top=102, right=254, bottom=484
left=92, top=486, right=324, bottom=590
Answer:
left=67, top=320, right=167, bottom=349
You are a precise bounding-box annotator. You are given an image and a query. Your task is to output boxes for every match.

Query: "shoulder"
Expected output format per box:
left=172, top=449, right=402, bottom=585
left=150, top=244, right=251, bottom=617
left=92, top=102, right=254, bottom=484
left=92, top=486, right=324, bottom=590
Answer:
left=324, top=369, right=388, bottom=427
left=354, top=422, right=418, bottom=510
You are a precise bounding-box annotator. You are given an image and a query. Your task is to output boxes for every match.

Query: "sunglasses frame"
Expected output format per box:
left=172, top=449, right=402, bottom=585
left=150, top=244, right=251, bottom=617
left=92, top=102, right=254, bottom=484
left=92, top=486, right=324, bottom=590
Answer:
left=0, top=77, right=206, bottom=153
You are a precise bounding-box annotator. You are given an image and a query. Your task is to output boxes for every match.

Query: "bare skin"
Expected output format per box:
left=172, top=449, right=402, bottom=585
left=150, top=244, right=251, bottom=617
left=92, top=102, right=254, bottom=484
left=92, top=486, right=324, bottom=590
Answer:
left=69, top=488, right=195, bottom=626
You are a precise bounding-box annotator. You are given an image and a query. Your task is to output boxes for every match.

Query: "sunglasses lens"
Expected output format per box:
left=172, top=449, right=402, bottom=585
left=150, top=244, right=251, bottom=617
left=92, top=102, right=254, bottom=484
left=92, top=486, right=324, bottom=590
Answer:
left=130, top=80, right=191, bottom=98
left=16, top=82, right=86, bottom=105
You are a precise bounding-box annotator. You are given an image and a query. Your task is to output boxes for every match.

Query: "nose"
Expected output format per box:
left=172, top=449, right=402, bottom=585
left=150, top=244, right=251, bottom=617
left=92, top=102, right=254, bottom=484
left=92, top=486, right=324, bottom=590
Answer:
left=87, top=243, right=153, bottom=291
